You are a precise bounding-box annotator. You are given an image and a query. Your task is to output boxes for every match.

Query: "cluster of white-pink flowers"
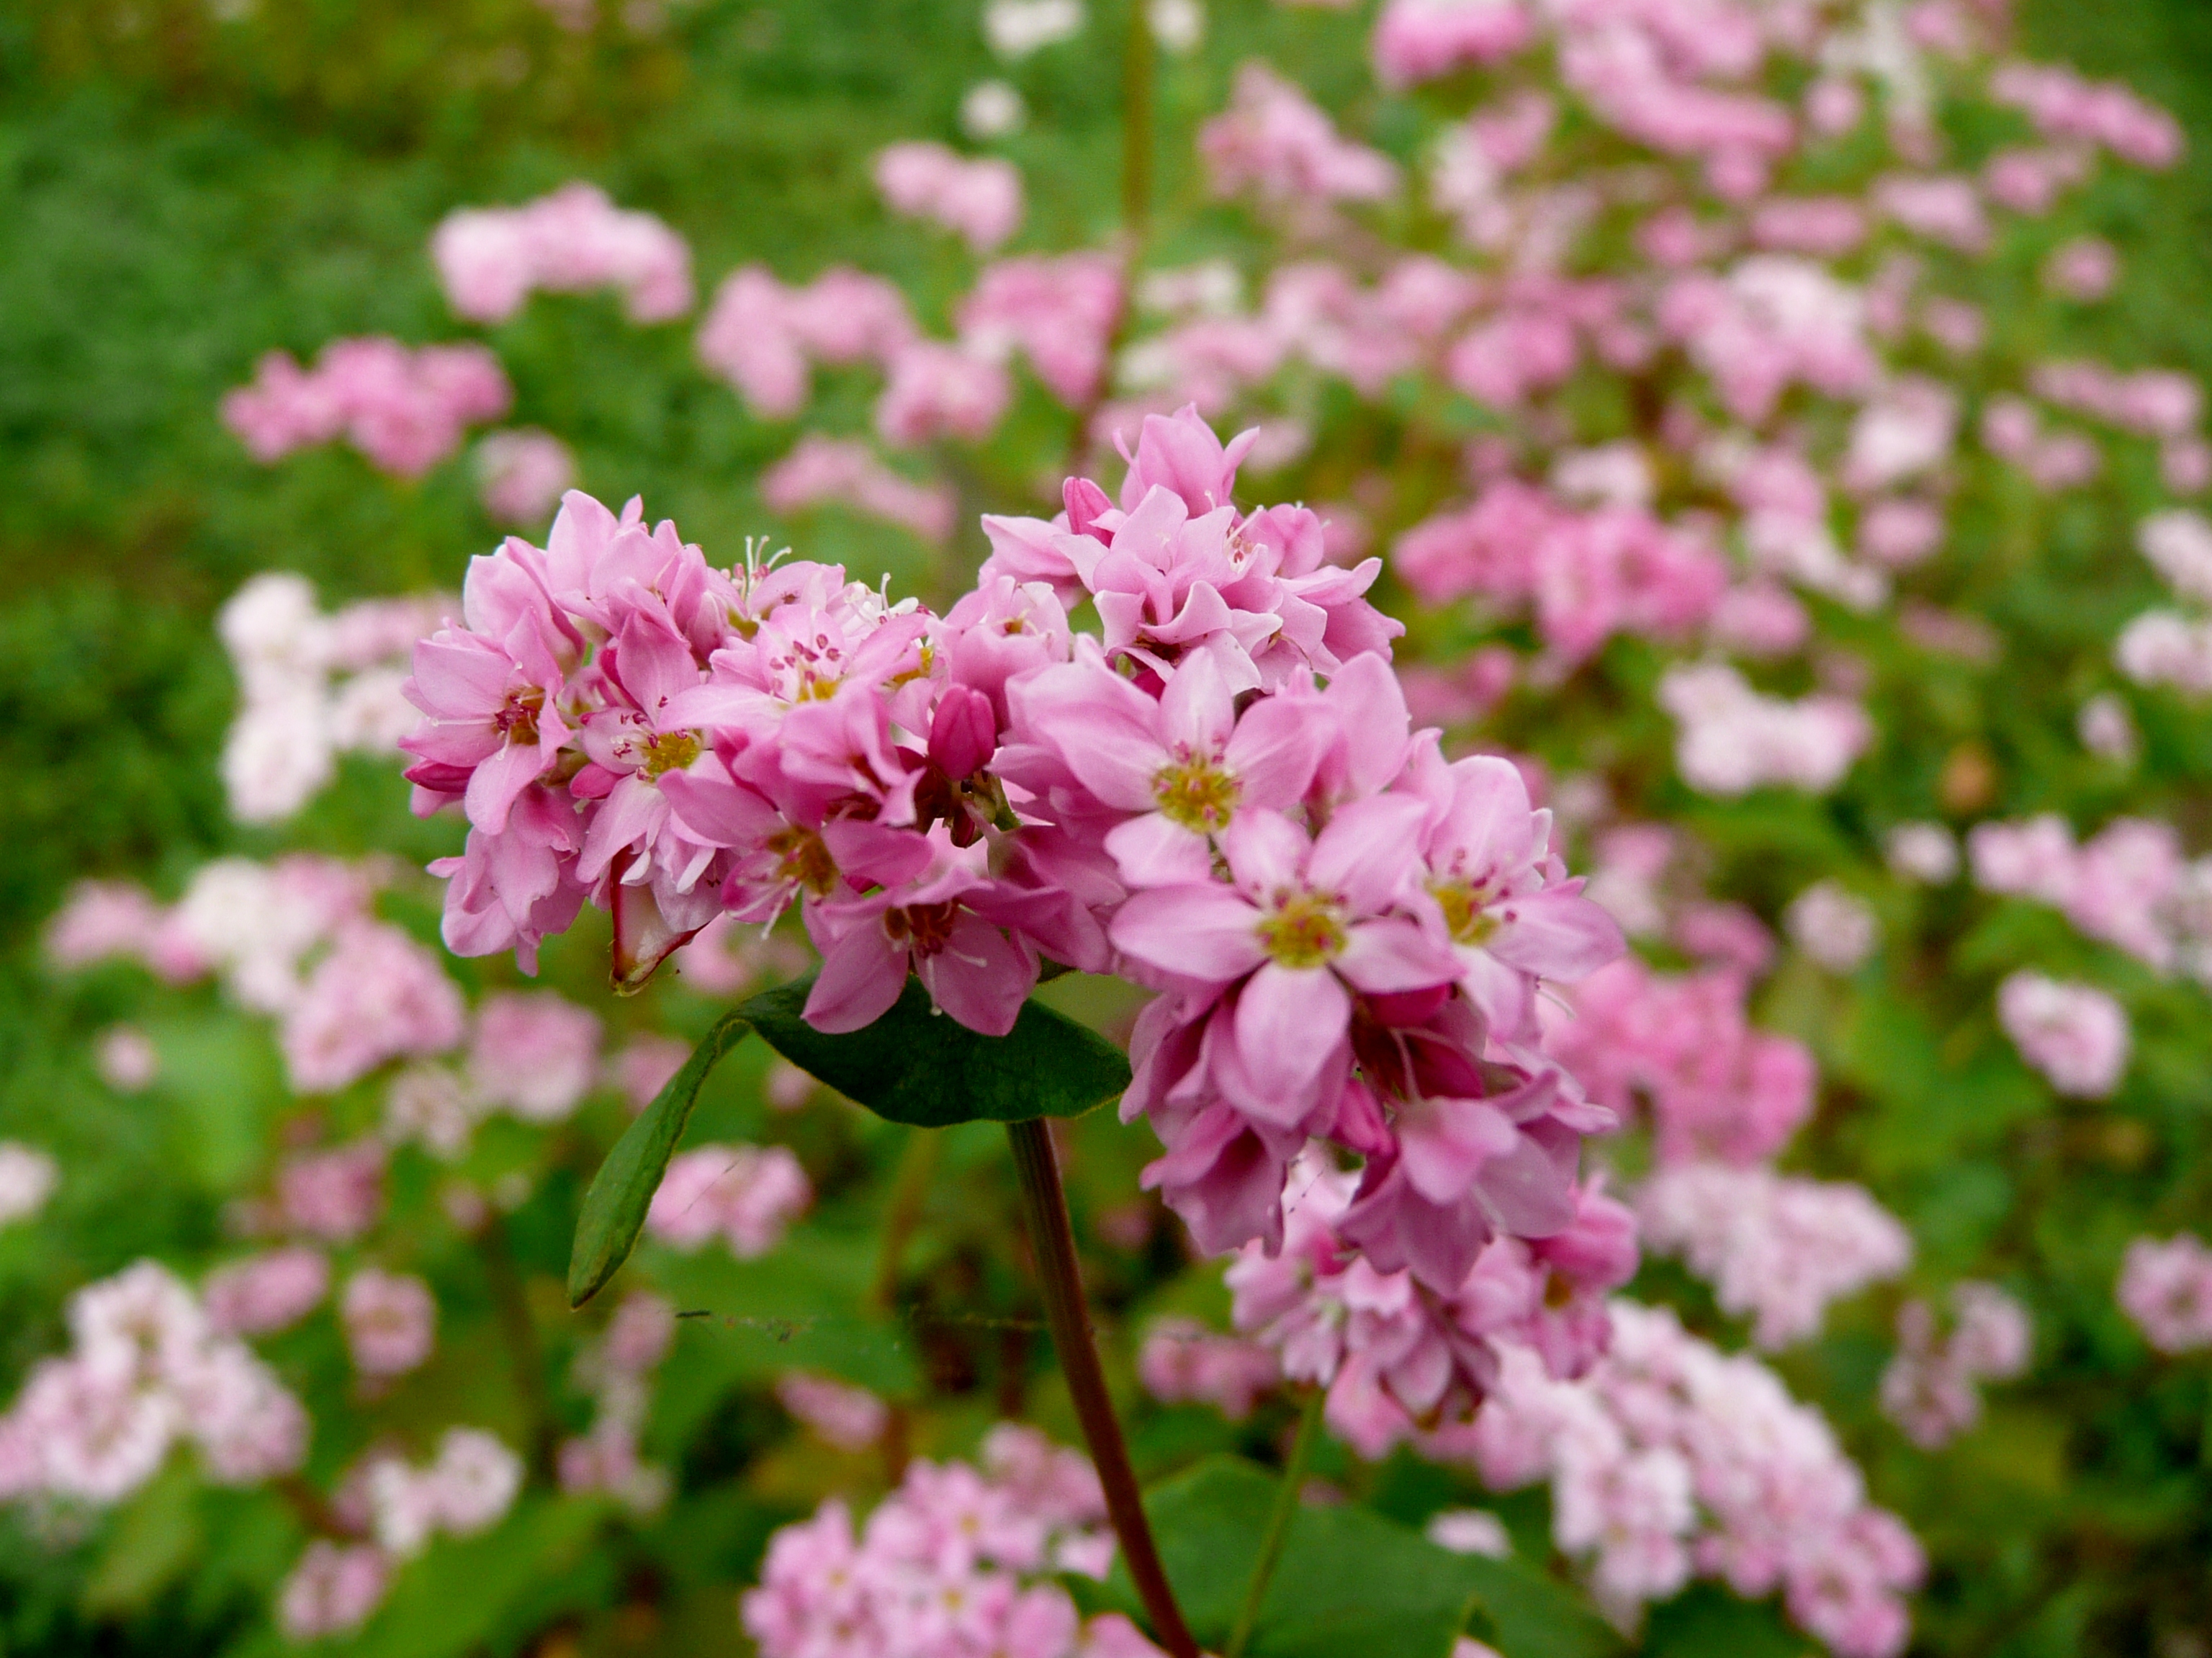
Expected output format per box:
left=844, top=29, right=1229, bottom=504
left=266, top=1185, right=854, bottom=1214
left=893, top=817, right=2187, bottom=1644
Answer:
left=431, top=182, right=693, bottom=326
left=215, top=573, right=447, bottom=822
left=1637, top=1163, right=1911, bottom=1350
left=1994, top=970, right=2131, bottom=1098
left=742, top=1424, right=1168, bottom=1658
left=222, top=337, right=511, bottom=478
left=1970, top=811, right=2212, bottom=982
left=560, top=1291, right=678, bottom=1510
left=278, top=1428, right=525, bottom=1640
left=0, top=1262, right=307, bottom=1505
left=1879, top=1281, right=2032, bottom=1449
left=400, top=409, right=1631, bottom=1332
left=1432, top=1301, right=1924, bottom=1658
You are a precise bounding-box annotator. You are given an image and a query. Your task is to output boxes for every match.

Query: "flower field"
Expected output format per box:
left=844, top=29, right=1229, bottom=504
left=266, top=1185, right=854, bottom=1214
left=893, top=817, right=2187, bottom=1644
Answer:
left=6, top=1, right=2212, bottom=1654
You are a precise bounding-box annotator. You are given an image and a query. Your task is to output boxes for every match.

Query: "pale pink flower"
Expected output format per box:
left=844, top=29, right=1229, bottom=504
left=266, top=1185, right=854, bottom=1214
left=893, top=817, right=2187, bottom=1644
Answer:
left=1199, top=62, right=1399, bottom=210
left=775, top=1372, right=890, bottom=1451
left=647, top=1144, right=811, bottom=1258
left=2044, top=236, right=2120, bottom=301
left=762, top=435, right=956, bottom=543
left=278, top=1141, right=387, bottom=1242
left=476, top=429, right=577, bottom=525
left=467, top=990, right=602, bottom=1123
left=341, top=1268, right=437, bottom=1378
left=610, top=1036, right=691, bottom=1113
left=1136, top=1318, right=1281, bottom=1419
left=0, top=1143, right=56, bottom=1225
left=874, top=142, right=1023, bottom=253
left=278, top=1543, right=390, bottom=1641
left=1786, top=881, right=1879, bottom=972
left=1996, top=971, right=2130, bottom=1097
left=432, top=183, right=692, bottom=325
left=1371, top=0, right=1532, bottom=89
left=2117, top=1234, right=2212, bottom=1353
left=204, top=1248, right=331, bottom=1337
left=222, top=339, right=511, bottom=478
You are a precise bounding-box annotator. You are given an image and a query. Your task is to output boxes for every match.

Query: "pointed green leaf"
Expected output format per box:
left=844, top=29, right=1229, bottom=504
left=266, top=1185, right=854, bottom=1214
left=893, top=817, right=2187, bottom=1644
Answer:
left=739, top=973, right=1130, bottom=1129
left=567, top=1008, right=752, bottom=1308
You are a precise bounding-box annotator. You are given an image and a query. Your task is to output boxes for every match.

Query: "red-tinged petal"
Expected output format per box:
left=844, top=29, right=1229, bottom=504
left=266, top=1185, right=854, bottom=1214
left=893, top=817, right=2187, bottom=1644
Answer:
left=610, top=870, right=703, bottom=995
left=917, top=913, right=1035, bottom=1036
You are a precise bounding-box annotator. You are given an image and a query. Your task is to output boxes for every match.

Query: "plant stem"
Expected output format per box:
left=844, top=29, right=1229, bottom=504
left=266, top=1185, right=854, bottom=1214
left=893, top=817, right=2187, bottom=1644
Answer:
left=1225, top=1385, right=1326, bottom=1658
left=871, top=1126, right=942, bottom=1314
left=1005, top=1119, right=1198, bottom=1658
left=1122, top=0, right=1156, bottom=241
left=477, top=1212, right=559, bottom=1480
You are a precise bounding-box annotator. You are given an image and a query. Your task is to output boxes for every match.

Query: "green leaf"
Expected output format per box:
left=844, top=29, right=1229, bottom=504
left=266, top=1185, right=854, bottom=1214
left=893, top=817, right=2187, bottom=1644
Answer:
left=739, top=973, right=1130, bottom=1129
left=339, top=1498, right=609, bottom=1658
left=1640, top=1584, right=1809, bottom=1658
left=1107, top=1456, right=1612, bottom=1658
left=81, top=1463, right=202, bottom=1616
left=567, top=1008, right=752, bottom=1309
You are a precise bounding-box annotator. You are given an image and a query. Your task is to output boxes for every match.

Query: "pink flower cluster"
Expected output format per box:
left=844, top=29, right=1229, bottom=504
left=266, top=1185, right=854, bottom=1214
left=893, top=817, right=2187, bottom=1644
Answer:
left=874, top=142, right=1024, bottom=253
left=645, top=1144, right=811, bottom=1258
left=562, top=1291, right=678, bottom=1510
left=341, top=1268, right=438, bottom=1379
left=1546, top=957, right=1815, bottom=1167
left=477, top=428, right=578, bottom=526
left=1880, top=1282, right=2031, bottom=1449
left=1968, top=810, right=2212, bottom=979
left=1393, top=478, right=1727, bottom=663
left=276, top=1425, right=527, bottom=1636
left=1436, top=1301, right=1924, bottom=1658
left=204, top=1247, right=331, bottom=1337
left=1656, top=665, right=1872, bottom=797
left=742, top=1424, right=1166, bottom=1658
left=1372, top=0, right=1532, bottom=89
left=762, top=436, right=957, bottom=545
left=1637, top=1163, right=1911, bottom=1349
left=48, top=857, right=463, bottom=1095
left=2121, top=508, right=2212, bottom=695
left=0, top=1261, right=307, bottom=1505
left=222, top=338, right=511, bottom=478
left=1994, top=971, right=2131, bottom=1098
left=0, top=1142, right=57, bottom=1226
left=775, top=1371, right=891, bottom=1453
left=1136, top=1317, right=1282, bottom=1420
left=431, top=182, right=693, bottom=325
left=1199, top=63, right=1400, bottom=215
left=216, top=573, right=448, bottom=823
left=1225, top=1156, right=1637, bottom=1457
left=697, top=264, right=919, bottom=419
left=2117, top=1234, right=2212, bottom=1354
left=399, top=411, right=1625, bottom=1304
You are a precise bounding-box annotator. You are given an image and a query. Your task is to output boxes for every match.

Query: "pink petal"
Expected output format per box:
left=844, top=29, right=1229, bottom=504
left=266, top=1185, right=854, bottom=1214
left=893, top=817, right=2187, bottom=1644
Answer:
left=1233, top=962, right=1352, bottom=1106
left=1013, top=663, right=1164, bottom=810
left=802, top=923, right=909, bottom=1034
left=1111, top=887, right=1268, bottom=982
left=1488, top=890, right=1624, bottom=982
left=1222, top=695, right=1324, bottom=809
left=1395, top=1097, right=1517, bottom=1205
left=1104, top=814, right=1215, bottom=889
left=1336, top=916, right=1459, bottom=994
left=1221, top=809, right=1310, bottom=900
left=917, top=913, right=1035, bottom=1036
left=1306, top=794, right=1429, bottom=914
left=1156, top=646, right=1236, bottom=756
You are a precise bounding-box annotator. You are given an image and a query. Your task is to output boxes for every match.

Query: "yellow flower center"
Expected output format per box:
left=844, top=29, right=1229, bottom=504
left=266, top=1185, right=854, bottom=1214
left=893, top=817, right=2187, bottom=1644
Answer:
left=640, top=730, right=702, bottom=778
left=1257, top=893, right=1346, bottom=968
left=765, top=827, right=839, bottom=898
left=1151, top=754, right=1242, bottom=832
left=1429, top=877, right=1498, bottom=946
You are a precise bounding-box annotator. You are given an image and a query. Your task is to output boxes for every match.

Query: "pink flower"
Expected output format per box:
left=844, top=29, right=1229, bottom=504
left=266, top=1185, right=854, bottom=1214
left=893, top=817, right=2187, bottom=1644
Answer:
left=431, top=183, right=692, bottom=325
left=1996, top=971, right=2130, bottom=1097
left=1136, top=1318, right=1282, bottom=1419
left=647, top=1144, right=811, bottom=1257
left=762, top=435, right=956, bottom=544
left=2117, top=1233, right=2212, bottom=1353
left=278, top=1543, right=390, bottom=1641
left=1199, top=63, right=1400, bottom=210
left=222, top=339, right=511, bottom=478
left=341, top=1268, right=437, bottom=1378
left=467, top=990, right=602, bottom=1122
left=876, top=340, right=1014, bottom=447
left=958, top=253, right=1123, bottom=406
left=874, top=142, right=1024, bottom=253
left=278, top=1141, right=387, bottom=1242
left=1372, top=0, right=1532, bottom=89
left=775, top=1372, right=890, bottom=1451
left=476, top=429, right=576, bottom=525
left=204, top=1248, right=331, bottom=1337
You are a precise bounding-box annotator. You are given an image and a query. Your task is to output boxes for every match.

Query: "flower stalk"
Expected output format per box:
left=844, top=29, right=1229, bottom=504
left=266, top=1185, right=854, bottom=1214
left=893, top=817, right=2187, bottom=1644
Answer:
left=1225, top=1384, right=1326, bottom=1658
left=1005, top=1119, right=1197, bottom=1658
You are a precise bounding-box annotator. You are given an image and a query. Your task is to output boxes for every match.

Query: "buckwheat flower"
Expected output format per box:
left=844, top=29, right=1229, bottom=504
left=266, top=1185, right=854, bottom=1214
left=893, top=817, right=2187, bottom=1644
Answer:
left=1882, top=1283, right=2031, bottom=1448
left=761, top=434, right=956, bottom=544
left=0, top=1143, right=57, bottom=1225
left=179, top=1343, right=311, bottom=1483
left=2044, top=235, right=2120, bottom=301
left=1658, top=663, right=1871, bottom=797
left=1786, top=881, right=1879, bottom=972
left=277, top=1542, right=390, bottom=1641
left=1639, top=1164, right=1911, bottom=1348
left=1200, top=63, right=1401, bottom=210
left=961, top=79, right=1028, bottom=138
left=425, top=1428, right=524, bottom=1534
left=1884, top=822, right=1959, bottom=884
left=776, top=1372, right=891, bottom=1451
left=385, top=1063, right=477, bottom=1158
left=609, top=1036, right=691, bottom=1112
left=1136, top=1318, right=1282, bottom=1419
left=1372, top=0, right=1532, bottom=88
left=278, top=922, right=467, bottom=1095
left=204, top=1247, right=331, bottom=1337
left=647, top=1144, right=811, bottom=1258
left=278, top=1141, right=387, bottom=1242
left=1427, top=1509, right=1511, bottom=1558
left=431, top=184, right=692, bottom=326
left=876, top=339, right=1015, bottom=446
left=467, top=990, right=602, bottom=1123
left=476, top=429, right=576, bottom=526
left=958, top=253, right=1124, bottom=406
left=874, top=142, right=1023, bottom=253
left=2117, top=1233, right=2212, bottom=1353
left=341, top=1268, right=437, bottom=1379
left=6, top=1357, right=179, bottom=1502
left=982, top=0, right=1084, bottom=58
left=44, top=879, right=166, bottom=970
left=1997, top=972, right=2130, bottom=1097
